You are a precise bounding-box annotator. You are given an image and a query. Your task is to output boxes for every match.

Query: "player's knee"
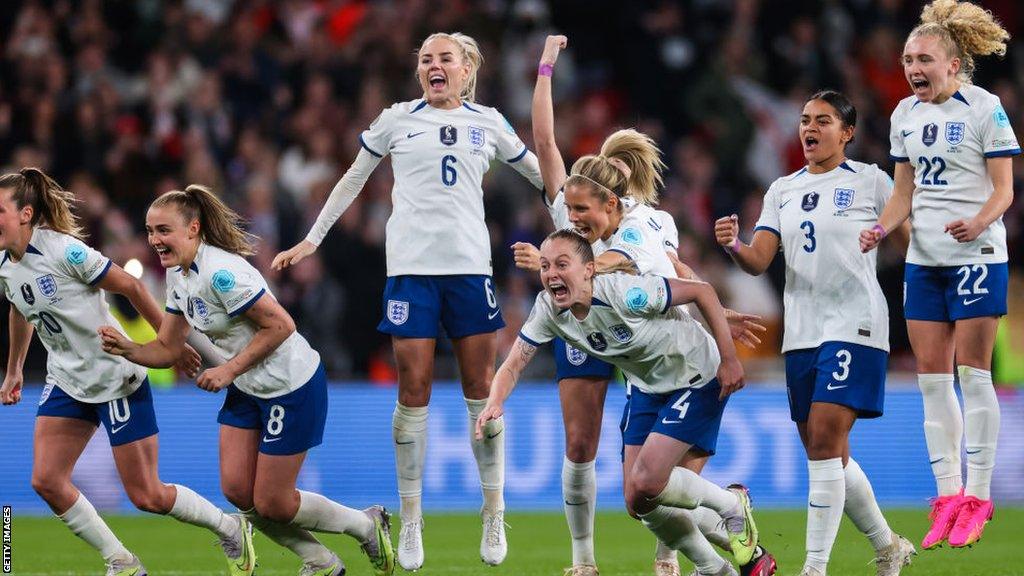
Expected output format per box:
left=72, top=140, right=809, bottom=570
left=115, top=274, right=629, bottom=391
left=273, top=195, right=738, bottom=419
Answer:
left=629, top=466, right=667, bottom=503
left=397, top=385, right=430, bottom=408
left=222, top=482, right=254, bottom=512
left=564, top=433, right=598, bottom=463
left=253, top=490, right=296, bottom=523
left=30, top=473, right=63, bottom=503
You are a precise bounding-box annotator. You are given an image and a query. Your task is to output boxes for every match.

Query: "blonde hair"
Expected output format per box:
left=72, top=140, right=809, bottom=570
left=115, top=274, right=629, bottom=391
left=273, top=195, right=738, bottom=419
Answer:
left=909, top=0, right=1010, bottom=83
left=419, top=32, right=483, bottom=103
left=566, top=129, right=666, bottom=207
left=0, top=167, right=85, bottom=239
left=151, top=184, right=257, bottom=256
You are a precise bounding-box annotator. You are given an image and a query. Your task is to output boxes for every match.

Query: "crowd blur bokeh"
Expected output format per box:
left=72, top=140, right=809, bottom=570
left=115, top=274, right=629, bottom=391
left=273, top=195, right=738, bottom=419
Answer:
left=2, top=0, right=1023, bottom=383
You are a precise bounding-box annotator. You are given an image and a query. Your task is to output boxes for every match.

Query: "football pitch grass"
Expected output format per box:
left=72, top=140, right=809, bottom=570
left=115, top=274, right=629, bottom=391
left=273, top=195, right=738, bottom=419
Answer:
left=9, top=509, right=1022, bottom=575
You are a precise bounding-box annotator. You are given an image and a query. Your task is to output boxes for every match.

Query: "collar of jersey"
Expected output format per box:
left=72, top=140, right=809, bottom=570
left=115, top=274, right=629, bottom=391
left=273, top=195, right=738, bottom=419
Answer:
left=0, top=242, right=43, bottom=267
left=176, top=243, right=204, bottom=275
left=913, top=89, right=969, bottom=108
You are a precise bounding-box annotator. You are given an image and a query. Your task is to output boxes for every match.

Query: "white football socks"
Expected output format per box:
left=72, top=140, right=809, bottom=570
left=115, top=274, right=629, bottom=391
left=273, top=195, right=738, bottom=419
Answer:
left=692, top=507, right=731, bottom=551
left=843, top=458, right=892, bottom=551
left=918, top=373, right=963, bottom=496
left=639, top=506, right=728, bottom=574
left=804, top=458, right=845, bottom=572
left=561, top=457, right=597, bottom=565
left=655, top=467, right=739, bottom=515
left=168, top=484, right=238, bottom=539
left=244, top=507, right=334, bottom=566
left=393, top=402, right=428, bottom=522
left=58, top=493, right=131, bottom=562
left=292, top=490, right=373, bottom=541
left=466, top=397, right=506, bottom=512
left=960, top=366, right=1000, bottom=500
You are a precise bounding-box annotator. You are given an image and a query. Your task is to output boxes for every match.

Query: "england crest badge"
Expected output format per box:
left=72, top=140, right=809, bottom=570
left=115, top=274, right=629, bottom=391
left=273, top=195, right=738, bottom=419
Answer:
left=387, top=300, right=410, bottom=325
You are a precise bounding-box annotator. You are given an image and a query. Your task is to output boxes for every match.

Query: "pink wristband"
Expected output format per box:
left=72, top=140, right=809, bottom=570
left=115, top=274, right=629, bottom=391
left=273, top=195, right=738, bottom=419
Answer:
left=538, top=63, right=554, bottom=77
left=726, top=237, right=741, bottom=253
left=871, top=223, right=887, bottom=238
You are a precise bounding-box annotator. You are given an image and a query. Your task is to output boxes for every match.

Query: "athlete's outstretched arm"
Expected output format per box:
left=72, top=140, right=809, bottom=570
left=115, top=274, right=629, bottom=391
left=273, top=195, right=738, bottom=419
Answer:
left=861, top=161, right=914, bottom=252
left=1, top=307, right=33, bottom=405
left=194, top=293, right=296, bottom=392
left=99, top=310, right=191, bottom=369
left=272, top=148, right=383, bottom=270
left=665, top=278, right=745, bottom=399
left=945, top=156, right=1015, bottom=243
left=715, top=215, right=780, bottom=276
left=532, top=35, right=569, bottom=203
left=475, top=337, right=538, bottom=439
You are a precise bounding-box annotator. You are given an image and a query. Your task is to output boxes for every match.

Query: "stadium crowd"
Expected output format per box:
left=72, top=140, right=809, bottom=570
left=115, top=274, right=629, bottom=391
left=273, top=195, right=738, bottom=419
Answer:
left=2, top=0, right=1023, bottom=381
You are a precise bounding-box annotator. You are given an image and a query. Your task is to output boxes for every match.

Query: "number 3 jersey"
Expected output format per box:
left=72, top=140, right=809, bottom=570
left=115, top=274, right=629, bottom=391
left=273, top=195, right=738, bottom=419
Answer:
left=889, top=84, right=1020, bottom=267
left=165, top=243, right=320, bottom=399
left=0, top=228, right=145, bottom=402
left=360, top=99, right=543, bottom=277
left=755, top=161, right=892, bottom=353
left=519, top=273, right=720, bottom=395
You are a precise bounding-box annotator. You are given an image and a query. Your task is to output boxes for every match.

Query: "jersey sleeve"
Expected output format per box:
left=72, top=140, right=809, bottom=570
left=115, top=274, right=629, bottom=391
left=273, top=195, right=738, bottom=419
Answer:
left=872, top=165, right=895, bottom=214
left=657, top=211, right=680, bottom=252
left=55, top=238, right=111, bottom=286
left=164, top=274, right=183, bottom=315
left=609, top=274, right=672, bottom=318
left=889, top=105, right=910, bottom=162
left=518, top=292, right=556, bottom=346
left=979, top=96, right=1021, bottom=158
left=208, top=264, right=267, bottom=318
left=753, top=182, right=782, bottom=239
left=546, top=188, right=573, bottom=230
left=607, top=224, right=655, bottom=274
left=494, top=110, right=530, bottom=164
left=359, top=106, right=396, bottom=159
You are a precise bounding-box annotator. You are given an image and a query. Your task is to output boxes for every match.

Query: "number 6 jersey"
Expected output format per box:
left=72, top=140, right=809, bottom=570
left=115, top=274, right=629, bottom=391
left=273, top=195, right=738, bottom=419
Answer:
left=889, top=84, right=1020, bottom=267
left=0, top=227, right=146, bottom=402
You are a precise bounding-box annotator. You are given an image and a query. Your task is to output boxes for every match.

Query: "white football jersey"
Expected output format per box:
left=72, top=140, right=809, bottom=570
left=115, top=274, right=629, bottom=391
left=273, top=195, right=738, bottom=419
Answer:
left=361, top=99, right=543, bottom=276
left=889, top=84, right=1020, bottom=266
left=755, top=160, right=891, bottom=353
left=545, top=191, right=679, bottom=276
left=519, top=273, right=720, bottom=394
left=165, top=243, right=320, bottom=399
left=0, top=228, right=145, bottom=403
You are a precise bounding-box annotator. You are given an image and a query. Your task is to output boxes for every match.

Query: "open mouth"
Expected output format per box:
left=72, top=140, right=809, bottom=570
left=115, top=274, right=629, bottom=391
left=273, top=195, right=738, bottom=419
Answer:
left=429, top=73, right=446, bottom=90
left=154, top=246, right=171, bottom=256
left=804, top=135, right=819, bottom=151
left=548, top=281, right=569, bottom=299
left=911, top=77, right=930, bottom=91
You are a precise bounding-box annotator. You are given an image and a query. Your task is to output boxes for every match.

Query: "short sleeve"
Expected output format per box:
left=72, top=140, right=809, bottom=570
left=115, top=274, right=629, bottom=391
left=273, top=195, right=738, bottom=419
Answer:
left=607, top=225, right=654, bottom=274
left=872, top=166, right=894, bottom=215
left=208, top=266, right=267, bottom=318
left=494, top=110, right=529, bottom=164
left=56, top=239, right=111, bottom=286
left=546, top=188, right=573, bottom=230
left=889, top=105, right=909, bottom=162
left=753, top=182, right=782, bottom=239
left=609, top=274, right=672, bottom=318
left=657, top=211, right=680, bottom=251
left=164, top=276, right=183, bottom=315
left=359, top=106, right=395, bottom=159
left=980, top=97, right=1021, bottom=158
left=518, top=292, right=556, bottom=346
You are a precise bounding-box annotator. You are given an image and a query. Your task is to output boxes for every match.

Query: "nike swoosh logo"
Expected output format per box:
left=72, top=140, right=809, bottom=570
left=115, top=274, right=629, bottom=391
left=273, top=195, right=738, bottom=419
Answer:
left=809, top=502, right=831, bottom=508
left=966, top=449, right=982, bottom=454
left=262, top=436, right=282, bottom=443
left=111, top=423, right=129, bottom=434
left=779, top=199, right=792, bottom=210
left=564, top=500, right=588, bottom=506
left=660, top=417, right=683, bottom=425
left=826, top=383, right=847, bottom=391
left=901, top=130, right=914, bottom=137
left=488, top=310, right=501, bottom=320
left=407, top=131, right=426, bottom=139
left=929, top=457, right=943, bottom=464
left=963, top=297, right=983, bottom=305
left=486, top=430, right=502, bottom=439
left=395, top=440, right=416, bottom=445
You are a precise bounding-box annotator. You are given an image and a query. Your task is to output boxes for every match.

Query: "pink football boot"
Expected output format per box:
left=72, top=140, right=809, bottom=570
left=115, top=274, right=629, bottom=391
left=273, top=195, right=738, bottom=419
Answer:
left=921, top=490, right=963, bottom=549
left=948, top=495, right=994, bottom=548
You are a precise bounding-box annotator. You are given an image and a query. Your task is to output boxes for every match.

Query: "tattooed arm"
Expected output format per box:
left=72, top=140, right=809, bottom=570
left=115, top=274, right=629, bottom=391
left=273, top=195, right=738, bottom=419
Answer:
left=475, top=337, right=539, bottom=438
left=194, top=293, right=296, bottom=392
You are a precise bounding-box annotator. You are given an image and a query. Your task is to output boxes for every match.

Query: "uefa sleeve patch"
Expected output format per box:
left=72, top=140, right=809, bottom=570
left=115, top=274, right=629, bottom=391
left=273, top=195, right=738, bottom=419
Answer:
left=65, top=244, right=87, bottom=265
left=993, top=105, right=1010, bottom=128
left=625, top=287, right=649, bottom=311
left=621, top=228, right=642, bottom=245
left=211, top=269, right=236, bottom=293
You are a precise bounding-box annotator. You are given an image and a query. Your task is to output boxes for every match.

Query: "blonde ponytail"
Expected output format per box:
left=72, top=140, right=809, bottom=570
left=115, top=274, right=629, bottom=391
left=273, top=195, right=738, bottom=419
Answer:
left=910, top=0, right=1010, bottom=83
left=419, top=32, right=484, bottom=103
left=600, top=129, right=666, bottom=206
left=152, top=185, right=257, bottom=256
left=0, top=168, right=85, bottom=239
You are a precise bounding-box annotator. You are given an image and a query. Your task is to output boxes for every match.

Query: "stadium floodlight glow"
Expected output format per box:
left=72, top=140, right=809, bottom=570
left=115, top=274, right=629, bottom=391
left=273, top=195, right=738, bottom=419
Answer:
left=124, top=258, right=144, bottom=279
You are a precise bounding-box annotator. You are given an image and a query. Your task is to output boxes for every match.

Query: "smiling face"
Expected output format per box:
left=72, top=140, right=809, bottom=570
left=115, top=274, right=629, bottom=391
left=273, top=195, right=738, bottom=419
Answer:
left=145, top=204, right=200, bottom=269
left=417, top=37, right=469, bottom=109
left=903, top=34, right=960, bottom=103
left=0, top=188, right=31, bottom=253
left=564, top=181, right=619, bottom=243
left=799, top=98, right=853, bottom=167
left=539, top=236, right=594, bottom=309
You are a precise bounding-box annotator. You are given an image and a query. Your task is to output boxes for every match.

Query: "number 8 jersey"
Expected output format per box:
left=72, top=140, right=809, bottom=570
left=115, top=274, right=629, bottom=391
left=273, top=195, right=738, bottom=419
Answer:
left=0, top=228, right=146, bottom=402
left=889, top=84, right=1021, bottom=267
left=358, top=99, right=543, bottom=277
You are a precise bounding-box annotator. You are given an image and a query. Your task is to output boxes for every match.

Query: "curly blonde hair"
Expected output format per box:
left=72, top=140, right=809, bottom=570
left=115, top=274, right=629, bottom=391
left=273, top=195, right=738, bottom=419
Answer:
left=909, top=0, right=1010, bottom=83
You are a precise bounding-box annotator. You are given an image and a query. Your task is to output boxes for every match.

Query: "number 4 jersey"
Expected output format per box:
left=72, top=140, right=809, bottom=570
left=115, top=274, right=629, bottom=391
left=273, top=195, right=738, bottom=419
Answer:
left=755, top=160, right=892, bottom=353
left=889, top=84, right=1020, bottom=267
left=0, top=227, right=145, bottom=402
